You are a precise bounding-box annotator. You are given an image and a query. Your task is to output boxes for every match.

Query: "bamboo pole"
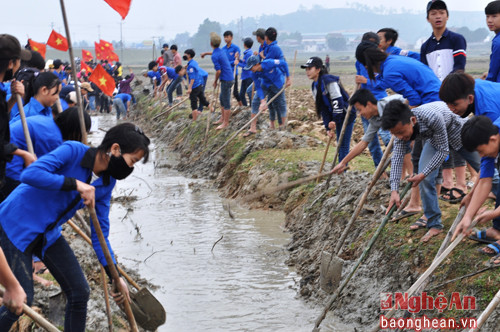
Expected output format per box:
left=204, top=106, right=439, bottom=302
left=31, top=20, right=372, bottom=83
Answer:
left=210, top=85, right=286, bottom=158
left=0, top=287, right=59, bottom=332
left=151, top=96, right=189, bottom=121
left=88, top=208, right=138, bottom=332
left=317, top=136, right=333, bottom=184
left=470, top=288, right=500, bottom=331
left=59, top=0, right=87, bottom=144
left=100, top=266, right=114, bottom=332
left=313, top=182, right=412, bottom=331
left=15, top=95, right=34, bottom=154
left=287, top=50, right=298, bottom=115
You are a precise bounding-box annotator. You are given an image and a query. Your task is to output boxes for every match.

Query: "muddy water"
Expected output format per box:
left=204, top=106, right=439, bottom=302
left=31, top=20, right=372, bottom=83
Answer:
left=88, top=114, right=344, bottom=331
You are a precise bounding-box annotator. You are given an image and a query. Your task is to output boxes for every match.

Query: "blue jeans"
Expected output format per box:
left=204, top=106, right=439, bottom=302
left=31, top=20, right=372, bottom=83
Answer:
left=0, top=227, right=90, bottom=331
left=419, top=143, right=481, bottom=230
left=333, top=112, right=356, bottom=162
left=262, top=85, right=287, bottom=122
left=361, top=117, right=391, bottom=167
left=88, top=95, right=96, bottom=111
left=240, top=78, right=253, bottom=106
left=220, top=80, right=233, bottom=110
left=167, top=76, right=183, bottom=105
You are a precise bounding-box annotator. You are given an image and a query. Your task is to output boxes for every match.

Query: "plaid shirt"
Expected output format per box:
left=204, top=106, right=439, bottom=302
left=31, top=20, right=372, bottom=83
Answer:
left=390, top=101, right=466, bottom=191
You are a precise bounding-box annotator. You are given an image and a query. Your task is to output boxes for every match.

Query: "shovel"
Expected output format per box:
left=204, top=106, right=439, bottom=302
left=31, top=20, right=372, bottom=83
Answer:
left=67, top=219, right=166, bottom=331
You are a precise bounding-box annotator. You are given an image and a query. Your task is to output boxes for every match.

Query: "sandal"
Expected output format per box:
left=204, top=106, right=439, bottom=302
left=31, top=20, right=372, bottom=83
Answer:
left=478, top=242, right=500, bottom=257
left=485, top=253, right=500, bottom=267
left=439, top=187, right=465, bottom=204
left=410, top=218, right=427, bottom=231
left=469, top=229, right=498, bottom=244
left=391, top=210, right=419, bottom=222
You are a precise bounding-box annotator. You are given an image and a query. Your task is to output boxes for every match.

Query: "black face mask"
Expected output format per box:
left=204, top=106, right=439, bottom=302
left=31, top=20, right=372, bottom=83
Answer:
left=106, top=155, right=134, bottom=180
left=182, top=55, right=188, bottom=61
left=409, top=122, right=420, bottom=141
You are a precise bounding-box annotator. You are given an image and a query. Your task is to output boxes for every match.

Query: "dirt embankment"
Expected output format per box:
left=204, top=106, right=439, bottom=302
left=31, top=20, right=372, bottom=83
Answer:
left=133, top=82, right=499, bottom=332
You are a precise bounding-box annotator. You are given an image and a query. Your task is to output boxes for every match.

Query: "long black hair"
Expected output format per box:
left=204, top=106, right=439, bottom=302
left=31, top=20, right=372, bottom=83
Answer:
left=355, top=42, right=388, bottom=81
left=313, top=64, right=329, bottom=119
left=33, top=72, right=61, bottom=96
left=97, top=123, right=150, bottom=163
left=54, top=106, right=91, bottom=142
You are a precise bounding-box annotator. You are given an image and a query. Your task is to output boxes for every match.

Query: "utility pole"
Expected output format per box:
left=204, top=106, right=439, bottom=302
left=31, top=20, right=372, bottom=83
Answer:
left=120, top=21, right=124, bottom=62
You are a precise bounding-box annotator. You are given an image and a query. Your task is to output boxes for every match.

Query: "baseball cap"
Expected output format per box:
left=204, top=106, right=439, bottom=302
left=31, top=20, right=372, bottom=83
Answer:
left=162, top=43, right=169, bottom=48
left=427, top=0, right=447, bottom=14
left=66, top=91, right=77, bottom=104
left=0, top=34, right=31, bottom=61
left=252, top=28, right=266, bottom=39
left=81, top=82, right=94, bottom=92
left=243, top=55, right=260, bottom=70
left=301, top=57, right=323, bottom=69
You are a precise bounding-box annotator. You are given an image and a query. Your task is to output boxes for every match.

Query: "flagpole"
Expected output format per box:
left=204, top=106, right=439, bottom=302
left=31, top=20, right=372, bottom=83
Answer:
left=59, top=0, right=88, bottom=145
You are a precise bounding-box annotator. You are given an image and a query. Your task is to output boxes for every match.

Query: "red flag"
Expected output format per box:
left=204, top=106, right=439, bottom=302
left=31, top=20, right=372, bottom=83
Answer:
left=28, top=39, right=46, bottom=59
left=94, top=42, right=108, bottom=60
left=89, top=64, right=115, bottom=97
left=104, top=0, right=132, bottom=19
left=100, top=39, right=114, bottom=51
left=82, top=49, right=93, bottom=62
left=47, top=30, right=68, bottom=51
left=81, top=62, right=93, bottom=73
left=107, top=51, right=119, bottom=62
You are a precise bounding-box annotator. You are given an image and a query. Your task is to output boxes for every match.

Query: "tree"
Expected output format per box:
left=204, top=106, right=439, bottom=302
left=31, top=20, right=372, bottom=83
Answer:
left=190, top=19, right=222, bottom=52
left=171, top=32, right=191, bottom=49
left=326, top=33, right=346, bottom=51
left=454, top=27, right=489, bottom=43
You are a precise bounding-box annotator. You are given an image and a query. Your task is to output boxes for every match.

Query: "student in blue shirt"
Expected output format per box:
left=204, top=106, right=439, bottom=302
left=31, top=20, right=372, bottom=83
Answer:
left=197, top=67, right=209, bottom=112
left=302, top=57, right=354, bottom=162
left=223, top=31, right=242, bottom=107
left=144, top=61, right=162, bottom=97
left=2, top=108, right=91, bottom=201
left=377, top=28, right=420, bottom=60
left=113, top=93, right=132, bottom=120
left=204, top=33, right=234, bottom=130
left=184, top=49, right=209, bottom=121
left=10, top=72, right=61, bottom=123
left=0, top=123, right=150, bottom=332
left=166, top=66, right=183, bottom=106
left=244, top=55, right=288, bottom=135
left=238, top=38, right=254, bottom=107
left=483, top=1, right=500, bottom=82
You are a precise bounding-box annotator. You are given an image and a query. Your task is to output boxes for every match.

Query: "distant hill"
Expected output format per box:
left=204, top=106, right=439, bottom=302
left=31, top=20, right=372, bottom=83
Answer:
left=222, top=6, right=490, bottom=47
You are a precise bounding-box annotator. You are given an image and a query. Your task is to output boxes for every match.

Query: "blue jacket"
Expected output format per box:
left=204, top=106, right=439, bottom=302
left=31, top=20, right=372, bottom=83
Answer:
left=165, top=67, right=178, bottom=80
left=7, top=116, right=63, bottom=181
left=264, top=41, right=290, bottom=77
left=187, top=59, right=204, bottom=89
left=0, top=141, right=117, bottom=267
left=147, top=70, right=162, bottom=86
left=223, top=43, right=241, bottom=75
left=10, top=97, right=52, bottom=123
left=386, top=45, right=420, bottom=60
left=487, top=33, right=500, bottom=82
left=251, top=59, right=287, bottom=99
left=239, top=49, right=253, bottom=80
left=114, top=93, right=132, bottom=110
left=211, top=48, right=233, bottom=82
left=377, top=55, right=441, bottom=106
left=355, top=61, right=387, bottom=100
left=311, top=74, right=353, bottom=130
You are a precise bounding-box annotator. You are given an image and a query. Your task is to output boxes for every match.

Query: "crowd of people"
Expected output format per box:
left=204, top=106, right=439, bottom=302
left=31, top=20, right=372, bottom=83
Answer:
left=1, top=0, right=500, bottom=330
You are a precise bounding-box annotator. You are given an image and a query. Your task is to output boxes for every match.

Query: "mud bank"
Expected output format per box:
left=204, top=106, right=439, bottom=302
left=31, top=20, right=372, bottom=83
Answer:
left=133, top=90, right=499, bottom=331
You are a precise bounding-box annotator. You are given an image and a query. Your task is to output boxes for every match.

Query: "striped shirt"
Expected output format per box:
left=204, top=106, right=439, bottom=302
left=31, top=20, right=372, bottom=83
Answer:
left=390, top=102, right=466, bottom=191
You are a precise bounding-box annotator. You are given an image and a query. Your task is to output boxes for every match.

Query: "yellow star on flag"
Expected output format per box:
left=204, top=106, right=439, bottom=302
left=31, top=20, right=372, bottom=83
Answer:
left=33, top=47, right=39, bottom=51
left=55, top=38, right=62, bottom=45
left=99, top=77, right=107, bottom=86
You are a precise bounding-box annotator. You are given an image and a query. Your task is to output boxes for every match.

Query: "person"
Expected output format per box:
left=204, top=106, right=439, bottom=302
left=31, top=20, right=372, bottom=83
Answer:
left=164, top=66, right=182, bottom=106
left=377, top=28, right=420, bottom=60
left=113, top=93, right=132, bottom=120
left=483, top=1, right=500, bottom=82
left=381, top=100, right=480, bottom=242
left=356, top=41, right=442, bottom=222
left=117, top=68, right=134, bottom=96
left=301, top=56, right=353, bottom=161
left=245, top=29, right=267, bottom=110
left=157, top=50, right=165, bottom=67
left=262, top=28, right=291, bottom=88
left=145, top=61, right=162, bottom=98
left=162, top=43, right=173, bottom=67
left=354, top=32, right=395, bottom=170
left=325, top=54, right=330, bottom=72
left=421, top=0, right=469, bottom=204
left=455, top=116, right=500, bottom=265
left=0, top=33, right=32, bottom=319
left=51, top=59, right=66, bottom=83
left=244, top=55, right=288, bottom=135
left=0, top=123, right=150, bottom=331
left=171, top=45, right=182, bottom=68
left=238, top=38, right=253, bottom=107
left=184, top=49, right=209, bottom=121
left=204, top=33, right=234, bottom=130
left=10, top=72, right=61, bottom=123
left=222, top=31, right=242, bottom=107
left=331, top=88, right=403, bottom=174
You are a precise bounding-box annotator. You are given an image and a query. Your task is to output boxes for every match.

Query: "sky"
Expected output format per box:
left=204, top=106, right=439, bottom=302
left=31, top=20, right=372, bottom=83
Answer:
left=1, top=0, right=494, bottom=44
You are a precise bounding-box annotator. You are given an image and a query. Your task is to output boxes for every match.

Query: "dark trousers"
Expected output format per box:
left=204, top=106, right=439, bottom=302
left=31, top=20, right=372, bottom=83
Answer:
left=0, top=228, right=90, bottom=332
left=189, top=85, right=209, bottom=111
left=233, top=73, right=241, bottom=102
left=0, top=177, right=20, bottom=203
left=239, top=78, right=253, bottom=106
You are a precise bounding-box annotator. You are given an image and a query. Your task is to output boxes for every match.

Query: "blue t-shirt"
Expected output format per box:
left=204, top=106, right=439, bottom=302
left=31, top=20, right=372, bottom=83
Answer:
left=264, top=41, right=290, bottom=77
left=187, top=59, right=204, bottom=89
left=239, top=49, right=253, bottom=80
left=10, top=97, right=52, bottom=123
left=487, top=33, right=500, bottom=83
left=223, top=43, right=241, bottom=74
left=251, top=59, right=288, bottom=99
left=355, top=61, right=387, bottom=100
left=212, top=47, right=234, bottom=82
left=386, top=45, right=420, bottom=60
left=165, top=67, right=178, bottom=80
left=114, top=93, right=132, bottom=110
left=147, top=70, right=162, bottom=85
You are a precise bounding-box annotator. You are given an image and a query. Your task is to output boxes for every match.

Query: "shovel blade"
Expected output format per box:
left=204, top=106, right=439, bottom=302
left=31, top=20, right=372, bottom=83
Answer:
left=130, top=288, right=166, bottom=331
left=320, top=251, right=343, bottom=294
